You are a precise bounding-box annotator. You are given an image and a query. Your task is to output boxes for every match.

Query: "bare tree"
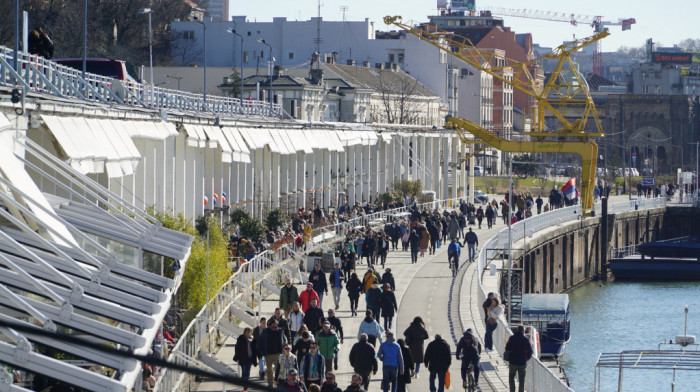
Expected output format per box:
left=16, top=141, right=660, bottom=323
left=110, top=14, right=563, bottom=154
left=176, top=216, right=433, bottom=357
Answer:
left=170, top=31, right=204, bottom=66
left=375, top=70, right=423, bottom=125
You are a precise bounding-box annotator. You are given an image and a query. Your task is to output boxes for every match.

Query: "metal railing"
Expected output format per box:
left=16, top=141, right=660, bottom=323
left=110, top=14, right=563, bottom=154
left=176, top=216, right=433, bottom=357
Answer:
left=475, top=196, right=669, bottom=392
left=0, top=45, right=283, bottom=118
left=155, top=197, right=460, bottom=391
left=309, top=198, right=461, bottom=247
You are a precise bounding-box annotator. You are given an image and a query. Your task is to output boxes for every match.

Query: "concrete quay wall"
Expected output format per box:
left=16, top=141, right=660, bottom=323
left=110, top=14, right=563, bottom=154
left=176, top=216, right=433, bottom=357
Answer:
left=518, top=206, right=698, bottom=295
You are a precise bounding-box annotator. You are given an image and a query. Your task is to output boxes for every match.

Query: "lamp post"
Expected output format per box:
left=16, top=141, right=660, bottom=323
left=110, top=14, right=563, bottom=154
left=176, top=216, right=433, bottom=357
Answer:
left=226, top=28, right=245, bottom=111
left=138, top=8, right=154, bottom=106
left=190, top=15, right=207, bottom=110
left=258, top=39, right=273, bottom=114
left=165, top=74, right=183, bottom=90
left=82, top=0, right=87, bottom=79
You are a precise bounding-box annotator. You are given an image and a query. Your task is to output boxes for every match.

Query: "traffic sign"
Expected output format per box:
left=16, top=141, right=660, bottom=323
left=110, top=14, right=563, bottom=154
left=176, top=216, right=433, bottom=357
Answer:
left=642, top=177, right=655, bottom=186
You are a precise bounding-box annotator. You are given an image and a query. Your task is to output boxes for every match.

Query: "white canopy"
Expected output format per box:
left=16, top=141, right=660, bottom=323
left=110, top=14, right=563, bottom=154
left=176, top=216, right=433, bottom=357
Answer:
left=40, top=115, right=141, bottom=178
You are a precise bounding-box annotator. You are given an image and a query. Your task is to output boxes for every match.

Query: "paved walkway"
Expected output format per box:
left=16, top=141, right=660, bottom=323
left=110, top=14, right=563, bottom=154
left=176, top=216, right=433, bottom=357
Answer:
left=196, top=194, right=633, bottom=391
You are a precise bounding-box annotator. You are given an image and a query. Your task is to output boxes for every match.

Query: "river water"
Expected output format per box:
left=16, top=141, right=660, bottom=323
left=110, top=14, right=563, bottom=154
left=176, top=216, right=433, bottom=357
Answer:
left=559, top=280, right=700, bottom=391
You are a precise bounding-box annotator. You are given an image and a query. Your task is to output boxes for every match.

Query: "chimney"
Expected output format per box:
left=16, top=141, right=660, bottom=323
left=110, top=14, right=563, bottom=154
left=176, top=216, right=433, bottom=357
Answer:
left=310, top=68, right=324, bottom=85
left=347, top=59, right=356, bottom=66
left=375, top=63, right=385, bottom=70
left=273, top=65, right=284, bottom=78
left=362, top=61, right=371, bottom=68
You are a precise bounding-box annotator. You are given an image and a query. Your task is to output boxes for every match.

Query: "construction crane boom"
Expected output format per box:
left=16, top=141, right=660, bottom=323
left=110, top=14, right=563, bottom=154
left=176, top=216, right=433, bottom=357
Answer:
left=384, top=15, right=607, bottom=213
left=479, top=7, right=635, bottom=75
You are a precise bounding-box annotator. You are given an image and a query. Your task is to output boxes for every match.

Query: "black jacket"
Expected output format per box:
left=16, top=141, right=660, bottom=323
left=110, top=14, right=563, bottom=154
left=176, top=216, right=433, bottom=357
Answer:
left=269, top=316, right=291, bottom=341
left=233, top=334, right=258, bottom=366
left=346, top=276, right=362, bottom=299
left=303, top=306, right=324, bottom=331
left=328, top=269, right=345, bottom=289
left=379, top=290, right=398, bottom=318
left=456, top=332, right=481, bottom=360
left=398, top=345, right=414, bottom=384
left=308, top=269, right=328, bottom=293
left=505, top=331, right=533, bottom=366
left=349, top=340, right=378, bottom=374
left=258, top=327, right=287, bottom=356
left=424, top=337, right=452, bottom=373
left=321, top=383, right=342, bottom=392
left=366, top=287, right=382, bottom=307
left=327, top=316, right=344, bottom=340
left=381, top=272, right=395, bottom=291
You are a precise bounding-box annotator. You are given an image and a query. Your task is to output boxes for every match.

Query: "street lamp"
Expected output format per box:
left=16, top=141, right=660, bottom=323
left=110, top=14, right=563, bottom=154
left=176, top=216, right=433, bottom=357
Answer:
left=165, top=74, right=183, bottom=90
left=189, top=15, right=207, bottom=110
left=226, top=28, right=245, bottom=110
left=258, top=39, right=273, bottom=113
left=138, top=8, right=154, bottom=106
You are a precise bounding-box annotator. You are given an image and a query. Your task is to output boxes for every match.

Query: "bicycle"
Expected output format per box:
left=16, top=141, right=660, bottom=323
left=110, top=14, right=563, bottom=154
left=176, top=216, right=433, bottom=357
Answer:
left=465, top=362, right=476, bottom=392
left=449, top=254, right=458, bottom=277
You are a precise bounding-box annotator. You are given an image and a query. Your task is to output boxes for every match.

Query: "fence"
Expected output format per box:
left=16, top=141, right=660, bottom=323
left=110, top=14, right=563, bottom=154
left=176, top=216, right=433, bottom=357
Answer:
left=0, top=45, right=283, bottom=118
left=475, top=196, right=668, bottom=392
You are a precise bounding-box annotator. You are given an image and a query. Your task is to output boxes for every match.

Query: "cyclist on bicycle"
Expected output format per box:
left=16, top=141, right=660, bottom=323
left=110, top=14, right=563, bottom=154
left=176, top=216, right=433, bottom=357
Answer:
left=456, top=328, right=482, bottom=389
left=447, top=238, right=461, bottom=274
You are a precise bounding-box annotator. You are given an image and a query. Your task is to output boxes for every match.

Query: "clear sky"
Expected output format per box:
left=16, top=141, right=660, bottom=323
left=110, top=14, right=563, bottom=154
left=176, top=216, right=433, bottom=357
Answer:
left=230, top=0, right=697, bottom=53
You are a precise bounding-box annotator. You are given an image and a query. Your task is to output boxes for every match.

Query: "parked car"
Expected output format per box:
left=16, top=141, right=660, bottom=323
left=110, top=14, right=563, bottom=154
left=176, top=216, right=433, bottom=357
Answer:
left=474, top=166, right=485, bottom=176
left=53, top=58, right=136, bottom=82
left=474, top=190, right=488, bottom=204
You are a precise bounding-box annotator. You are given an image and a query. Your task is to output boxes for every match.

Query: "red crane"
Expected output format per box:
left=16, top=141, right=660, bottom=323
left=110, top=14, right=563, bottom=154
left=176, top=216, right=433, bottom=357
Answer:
left=482, top=7, right=636, bottom=75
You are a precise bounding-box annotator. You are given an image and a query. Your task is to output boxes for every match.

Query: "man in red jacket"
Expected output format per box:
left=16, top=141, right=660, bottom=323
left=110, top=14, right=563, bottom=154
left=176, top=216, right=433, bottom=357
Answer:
left=299, top=282, right=320, bottom=312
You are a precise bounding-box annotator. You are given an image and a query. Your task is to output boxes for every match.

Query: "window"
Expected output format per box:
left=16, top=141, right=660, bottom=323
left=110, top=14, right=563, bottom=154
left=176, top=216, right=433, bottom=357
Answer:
left=389, top=53, right=395, bottom=63
left=398, top=53, right=404, bottom=64
left=288, top=52, right=294, bottom=60
left=183, top=31, right=195, bottom=39
left=243, top=51, right=249, bottom=63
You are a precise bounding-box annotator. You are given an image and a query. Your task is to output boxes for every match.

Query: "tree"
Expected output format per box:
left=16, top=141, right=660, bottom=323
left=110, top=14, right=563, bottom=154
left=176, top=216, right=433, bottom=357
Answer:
left=265, top=208, right=288, bottom=231
left=391, top=179, right=422, bottom=201
left=170, top=30, right=205, bottom=66
left=374, top=69, right=422, bottom=125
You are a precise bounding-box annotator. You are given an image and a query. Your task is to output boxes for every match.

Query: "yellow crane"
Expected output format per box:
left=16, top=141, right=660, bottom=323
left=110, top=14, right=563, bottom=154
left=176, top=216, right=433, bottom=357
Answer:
left=384, top=15, right=609, bottom=213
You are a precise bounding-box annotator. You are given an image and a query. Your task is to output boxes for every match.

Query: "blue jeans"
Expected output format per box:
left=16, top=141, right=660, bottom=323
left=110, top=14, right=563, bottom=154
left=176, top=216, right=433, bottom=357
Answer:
left=485, top=322, right=498, bottom=350
left=429, top=370, right=447, bottom=392
left=467, top=243, right=476, bottom=261
left=382, top=366, right=399, bottom=392
left=240, top=363, right=251, bottom=382
left=317, top=291, right=324, bottom=307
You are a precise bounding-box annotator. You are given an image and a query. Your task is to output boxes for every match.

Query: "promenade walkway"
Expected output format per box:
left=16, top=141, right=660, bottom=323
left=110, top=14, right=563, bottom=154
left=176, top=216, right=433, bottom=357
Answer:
left=194, top=209, right=515, bottom=392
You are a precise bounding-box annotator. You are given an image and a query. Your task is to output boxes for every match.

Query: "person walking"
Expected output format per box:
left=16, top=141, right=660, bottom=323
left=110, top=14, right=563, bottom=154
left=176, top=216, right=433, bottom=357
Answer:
left=300, top=342, right=325, bottom=389
left=485, top=205, right=495, bottom=229
left=304, top=299, right=325, bottom=332
left=275, top=343, right=299, bottom=387
left=476, top=206, right=484, bottom=229
left=485, top=297, right=504, bottom=352
left=377, top=234, right=389, bottom=267
left=299, top=283, right=321, bottom=312
left=408, top=229, right=420, bottom=263
left=381, top=268, right=396, bottom=291
left=327, top=309, right=344, bottom=371
left=505, top=325, right=534, bottom=392
left=424, top=334, right=451, bottom=392
left=462, top=228, right=479, bottom=262
left=403, top=316, right=429, bottom=377
left=396, top=339, right=414, bottom=392
left=277, top=369, right=308, bottom=392
left=253, top=317, right=268, bottom=379
left=308, top=264, right=329, bottom=307
left=233, top=327, right=257, bottom=389
left=349, top=335, right=377, bottom=391
left=366, top=282, right=383, bottom=322
left=344, top=373, right=368, bottom=392
left=316, top=321, right=341, bottom=374
left=379, top=283, right=398, bottom=331
left=321, top=372, right=343, bottom=392
left=346, top=273, right=362, bottom=316
left=329, top=263, right=345, bottom=311
left=419, top=225, right=430, bottom=257
left=259, top=319, right=288, bottom=387
left=280, top=278, right=300, bottom=317
left=361, top=267, right=381, bottom=294
left=456, top=329, right=481, bottom=389
left=377, top=330, right=404, bottom=392
left=357, top=310, right=384, bottom=347
left=289, top=302, right=305, bottom=342
left=340, top=243, right=355, bottom=280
